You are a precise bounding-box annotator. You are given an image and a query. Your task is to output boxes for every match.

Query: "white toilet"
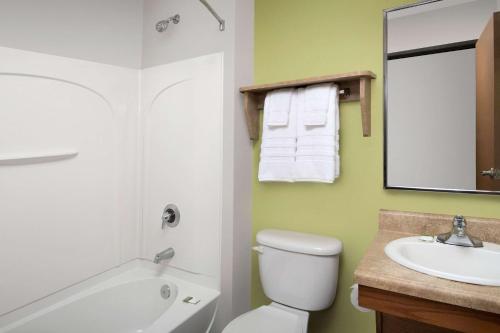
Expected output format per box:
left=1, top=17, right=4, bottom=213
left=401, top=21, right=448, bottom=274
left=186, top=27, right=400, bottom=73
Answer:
left=223, top=229, right=342, bottom=333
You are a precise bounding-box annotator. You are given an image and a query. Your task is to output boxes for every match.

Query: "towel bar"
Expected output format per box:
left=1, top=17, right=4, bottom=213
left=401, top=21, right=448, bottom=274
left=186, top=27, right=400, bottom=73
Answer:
left=256, top=88, right=351, bottom=111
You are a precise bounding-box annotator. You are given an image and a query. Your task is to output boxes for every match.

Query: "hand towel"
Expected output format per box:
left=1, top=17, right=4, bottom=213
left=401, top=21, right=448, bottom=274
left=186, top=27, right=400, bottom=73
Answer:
left=264, top=88, right=294, bottom=126
left=295, top=86, right=340, bottom=183
left=259, top=90, right=298, bottom=182
left=303, top=83, right=334, bottom=126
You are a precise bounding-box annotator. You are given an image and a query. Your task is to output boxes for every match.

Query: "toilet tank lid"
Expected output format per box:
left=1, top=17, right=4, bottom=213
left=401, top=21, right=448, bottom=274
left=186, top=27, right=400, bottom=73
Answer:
left=256, top=229, right=342, bottom=256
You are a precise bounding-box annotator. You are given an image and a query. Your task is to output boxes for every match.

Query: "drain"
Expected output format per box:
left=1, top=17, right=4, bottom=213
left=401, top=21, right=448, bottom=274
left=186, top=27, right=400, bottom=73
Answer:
left=160, top=285, right=171, bottom=299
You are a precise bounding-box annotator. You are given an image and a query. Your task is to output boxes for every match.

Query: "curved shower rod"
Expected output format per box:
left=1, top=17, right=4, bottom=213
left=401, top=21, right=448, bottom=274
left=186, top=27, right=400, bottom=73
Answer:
left=199, top=0, right=225, bottom=31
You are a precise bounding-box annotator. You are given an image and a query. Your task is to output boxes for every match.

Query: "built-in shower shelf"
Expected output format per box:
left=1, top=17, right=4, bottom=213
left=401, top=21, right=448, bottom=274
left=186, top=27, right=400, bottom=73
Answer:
left=0, top=150, right=79, bottom=165
left=239, top=70, right=376, bottom=140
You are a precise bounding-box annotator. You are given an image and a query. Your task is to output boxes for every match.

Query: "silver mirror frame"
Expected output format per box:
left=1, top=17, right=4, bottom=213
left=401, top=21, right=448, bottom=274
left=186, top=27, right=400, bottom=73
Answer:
left=383, top=0, right=500, bottom=196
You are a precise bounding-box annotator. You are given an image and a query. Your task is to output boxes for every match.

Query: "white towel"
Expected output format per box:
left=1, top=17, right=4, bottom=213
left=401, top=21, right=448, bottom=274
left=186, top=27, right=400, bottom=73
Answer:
left=259, top=90, right=298, bottom=182
left=303, top=84, right=334, bottom=126
left=258, top=85, right=340, bottom=183
left=296, top=86, right=340, bottom=182
left=264, top=88, right=294, bottom=126
left=297, top=85, right=339, bottom=137
left=260, top=137, right=296, bottom=148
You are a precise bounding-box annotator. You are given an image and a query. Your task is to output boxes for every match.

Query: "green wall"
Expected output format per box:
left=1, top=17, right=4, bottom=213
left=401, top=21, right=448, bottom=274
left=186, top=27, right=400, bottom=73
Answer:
left=251, top=1, right=500, bottom=332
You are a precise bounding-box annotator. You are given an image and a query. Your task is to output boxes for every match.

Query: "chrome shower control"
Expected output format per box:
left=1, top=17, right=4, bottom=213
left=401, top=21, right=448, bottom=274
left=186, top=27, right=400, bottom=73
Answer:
left=162, top=204, right=180, bottom=228
left=155, top=14, right=180, bottom=33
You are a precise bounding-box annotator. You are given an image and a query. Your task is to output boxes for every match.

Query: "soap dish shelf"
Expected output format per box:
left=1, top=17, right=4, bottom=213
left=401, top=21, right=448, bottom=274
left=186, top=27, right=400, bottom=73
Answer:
left=0, top=150, right=79, bottom=165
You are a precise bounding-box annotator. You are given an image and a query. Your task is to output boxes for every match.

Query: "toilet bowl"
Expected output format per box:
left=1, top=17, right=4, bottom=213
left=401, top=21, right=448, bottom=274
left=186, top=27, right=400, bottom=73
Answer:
left=222, top=229, right=342, bottom=333
left=223, top=302, right=308, bottom=333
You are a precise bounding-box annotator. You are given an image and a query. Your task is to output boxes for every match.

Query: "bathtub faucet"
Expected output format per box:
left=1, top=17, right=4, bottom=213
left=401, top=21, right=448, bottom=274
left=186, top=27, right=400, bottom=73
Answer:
left=154, top=247, right=175, bottom=264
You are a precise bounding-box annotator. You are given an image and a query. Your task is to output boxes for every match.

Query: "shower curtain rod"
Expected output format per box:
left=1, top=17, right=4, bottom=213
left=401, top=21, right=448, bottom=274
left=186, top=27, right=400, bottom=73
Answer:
left=199, top=0, right=225, bottom=31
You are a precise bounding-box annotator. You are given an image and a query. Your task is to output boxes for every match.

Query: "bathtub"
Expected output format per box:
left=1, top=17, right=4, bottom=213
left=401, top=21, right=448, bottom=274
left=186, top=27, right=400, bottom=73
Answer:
left=0, top=260, right=220, bottom=333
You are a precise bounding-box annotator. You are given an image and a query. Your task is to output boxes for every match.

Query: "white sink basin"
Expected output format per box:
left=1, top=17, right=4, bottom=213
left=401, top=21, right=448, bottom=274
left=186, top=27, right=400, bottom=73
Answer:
left=385, top=236, right=500, bottom=286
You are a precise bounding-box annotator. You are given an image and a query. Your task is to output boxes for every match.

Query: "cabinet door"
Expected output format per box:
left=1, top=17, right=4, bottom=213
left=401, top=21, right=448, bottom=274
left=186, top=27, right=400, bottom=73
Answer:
left=377, top=313, right=460, bottom=333
left=476, top=11, right=500, bottom=191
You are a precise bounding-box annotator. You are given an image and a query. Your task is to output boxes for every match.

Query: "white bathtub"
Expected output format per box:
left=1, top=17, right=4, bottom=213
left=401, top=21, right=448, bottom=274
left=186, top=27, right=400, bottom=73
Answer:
left=0, top=261, right=220, bottom=333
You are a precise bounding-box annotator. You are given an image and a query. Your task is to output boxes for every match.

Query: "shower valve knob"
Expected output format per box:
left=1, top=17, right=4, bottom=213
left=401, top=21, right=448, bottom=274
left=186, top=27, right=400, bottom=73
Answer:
left=162, top=204, right=180, bottom=229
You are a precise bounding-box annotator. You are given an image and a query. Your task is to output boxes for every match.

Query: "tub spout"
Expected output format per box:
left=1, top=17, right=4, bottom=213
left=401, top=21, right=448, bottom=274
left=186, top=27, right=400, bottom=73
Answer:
left=154, top=247, right=175, bottom=264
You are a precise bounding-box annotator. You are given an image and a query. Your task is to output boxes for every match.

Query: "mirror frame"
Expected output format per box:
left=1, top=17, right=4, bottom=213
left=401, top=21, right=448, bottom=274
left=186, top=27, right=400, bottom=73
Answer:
left=383, top=0, right=500, bottom=196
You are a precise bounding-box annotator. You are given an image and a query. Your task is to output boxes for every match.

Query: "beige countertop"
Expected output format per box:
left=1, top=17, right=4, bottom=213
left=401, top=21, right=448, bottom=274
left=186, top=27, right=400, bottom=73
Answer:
left=354, top=210, right=500, bottom=315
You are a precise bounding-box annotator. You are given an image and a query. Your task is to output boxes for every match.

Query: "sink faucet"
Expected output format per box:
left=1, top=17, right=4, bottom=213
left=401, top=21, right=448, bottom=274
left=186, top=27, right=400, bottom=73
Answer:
left=436, top=216, right=483, bottom=248
left=154, top=247, right=175, bottom=264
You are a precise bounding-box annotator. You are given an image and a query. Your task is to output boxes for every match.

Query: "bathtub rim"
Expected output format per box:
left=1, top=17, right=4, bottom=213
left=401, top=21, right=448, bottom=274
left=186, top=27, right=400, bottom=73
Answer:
left=0, top=259, right=220, bottom=331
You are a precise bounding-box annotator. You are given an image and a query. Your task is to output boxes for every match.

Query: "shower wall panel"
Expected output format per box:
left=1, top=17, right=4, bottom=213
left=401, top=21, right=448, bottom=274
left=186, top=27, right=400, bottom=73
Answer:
left=141, top=53, right=223, bottom=287
left=0, top=47, right=139, bottom=315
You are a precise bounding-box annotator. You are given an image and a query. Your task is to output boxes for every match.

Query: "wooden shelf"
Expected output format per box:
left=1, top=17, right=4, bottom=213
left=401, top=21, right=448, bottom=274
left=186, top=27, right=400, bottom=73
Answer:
left=239, top=70, right=376, bottom=140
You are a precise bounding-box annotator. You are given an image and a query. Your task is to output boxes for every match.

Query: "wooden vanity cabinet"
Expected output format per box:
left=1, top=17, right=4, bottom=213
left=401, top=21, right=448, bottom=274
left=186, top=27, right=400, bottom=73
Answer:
left=358, top=285, right=500, bottom=333
left=377, top=313, right=460, bottom=333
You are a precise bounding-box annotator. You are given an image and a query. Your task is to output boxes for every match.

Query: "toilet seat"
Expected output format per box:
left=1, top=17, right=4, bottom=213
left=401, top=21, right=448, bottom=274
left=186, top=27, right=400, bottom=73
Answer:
left=222, top=303, right=309, bottom=333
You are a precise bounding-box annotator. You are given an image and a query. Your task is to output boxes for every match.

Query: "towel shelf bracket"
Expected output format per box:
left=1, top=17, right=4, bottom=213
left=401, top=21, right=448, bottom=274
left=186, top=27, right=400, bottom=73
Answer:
left=239, top=70, right=376, bottom=140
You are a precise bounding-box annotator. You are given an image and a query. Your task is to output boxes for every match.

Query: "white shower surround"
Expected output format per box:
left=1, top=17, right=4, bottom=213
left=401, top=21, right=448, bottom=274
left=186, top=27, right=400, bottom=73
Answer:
left=0, top=0, right=254, bottom=331
left=0, top=46, right=223, bottom=323
left=0, top=47, right=140, bottom=315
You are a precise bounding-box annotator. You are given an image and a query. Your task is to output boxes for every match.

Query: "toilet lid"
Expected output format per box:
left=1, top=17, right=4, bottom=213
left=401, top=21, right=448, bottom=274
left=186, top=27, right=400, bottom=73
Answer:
left=222, top=305, right=305, bottom=333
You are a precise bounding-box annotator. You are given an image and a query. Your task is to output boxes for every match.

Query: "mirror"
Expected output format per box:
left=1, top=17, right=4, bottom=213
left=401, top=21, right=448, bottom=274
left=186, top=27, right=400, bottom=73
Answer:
left=384, top=0, right=500, bottom=194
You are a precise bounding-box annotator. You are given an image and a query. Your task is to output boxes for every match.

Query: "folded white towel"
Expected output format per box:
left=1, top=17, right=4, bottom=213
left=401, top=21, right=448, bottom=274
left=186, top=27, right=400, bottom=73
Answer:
left=298, top=87, right=338, bottom=138
left=303, top=84, right=335, bottom=126
left=258, top=159, right=296, bottom=182
left=262, top=93, right=297, bottom=140
left=261, top=147, right=296, bottom=157
left=295, top=86, right=340, bottom=183
left=297, top=135, right=335, bottom=147
left=264, top=88, right=294, bottom=126
left=259, top=85, right=340, bottom=183
left=295, top=157, right=336, bottom=183
left=260, top=137, right=296, bottom=148
left=296, top=146, right=335, bottom=157
left=259, top=90, right=298, bottom=182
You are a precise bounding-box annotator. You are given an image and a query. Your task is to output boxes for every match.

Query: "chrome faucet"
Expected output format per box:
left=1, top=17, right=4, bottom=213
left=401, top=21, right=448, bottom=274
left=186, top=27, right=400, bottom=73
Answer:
left=154, top=247, right=175, bottom=264
left=437, top=216, right=483, bottom=248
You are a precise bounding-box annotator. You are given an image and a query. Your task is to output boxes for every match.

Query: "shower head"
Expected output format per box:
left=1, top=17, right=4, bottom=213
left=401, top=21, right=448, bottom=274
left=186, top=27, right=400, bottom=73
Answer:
left=156, top=14, right=180, bottom=32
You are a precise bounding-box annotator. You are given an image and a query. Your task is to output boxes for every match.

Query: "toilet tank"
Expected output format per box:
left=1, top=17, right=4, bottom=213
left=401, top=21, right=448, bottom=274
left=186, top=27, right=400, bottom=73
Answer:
left=255, top=229, right=342, bottom=311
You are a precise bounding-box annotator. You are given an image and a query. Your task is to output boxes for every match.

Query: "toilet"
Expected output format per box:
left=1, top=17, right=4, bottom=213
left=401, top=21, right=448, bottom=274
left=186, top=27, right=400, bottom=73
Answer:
left=223, top=229, right=342, bottom=333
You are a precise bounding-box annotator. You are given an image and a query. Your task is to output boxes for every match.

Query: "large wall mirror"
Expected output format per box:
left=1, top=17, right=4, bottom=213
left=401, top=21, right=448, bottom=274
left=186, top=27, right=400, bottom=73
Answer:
left=384, top=0, right=500, bottom=194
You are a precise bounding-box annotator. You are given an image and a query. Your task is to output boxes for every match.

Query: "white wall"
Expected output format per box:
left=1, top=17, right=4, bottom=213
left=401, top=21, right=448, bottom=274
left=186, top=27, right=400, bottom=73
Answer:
left=0, top=0, right=143, bottom=68
left=141, top=1, right=254, bottom=332
left=388, top=0, right=498, bottom=53
left=0, top=47, right=139, bottom=315
left=387, top=49, right=476, bottom=190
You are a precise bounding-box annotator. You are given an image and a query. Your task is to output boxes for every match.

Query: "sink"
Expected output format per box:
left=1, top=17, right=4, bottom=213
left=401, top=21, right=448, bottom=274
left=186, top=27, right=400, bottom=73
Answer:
left=385, top=236, right=500, bottom=286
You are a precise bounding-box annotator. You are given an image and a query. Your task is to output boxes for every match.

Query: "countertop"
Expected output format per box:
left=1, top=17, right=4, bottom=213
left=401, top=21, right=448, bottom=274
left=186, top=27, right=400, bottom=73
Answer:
left=354, top=210, right=500, bottom=315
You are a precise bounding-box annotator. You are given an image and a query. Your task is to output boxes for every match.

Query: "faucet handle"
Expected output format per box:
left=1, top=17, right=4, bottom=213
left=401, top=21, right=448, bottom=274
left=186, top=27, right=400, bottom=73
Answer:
left=453, top=215, right=465, bottom=227
left=453, top=215, right=466, bottom=236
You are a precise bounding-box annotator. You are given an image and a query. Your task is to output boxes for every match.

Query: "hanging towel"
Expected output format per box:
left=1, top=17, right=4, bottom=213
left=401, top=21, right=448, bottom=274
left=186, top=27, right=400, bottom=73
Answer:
left=295, top=85, right=340, bottom=183
left=258, top=90, right=298, bottom=182
left=264, top=88, right=294, bottom=126
left=303, top=83, right=334, bottom=126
